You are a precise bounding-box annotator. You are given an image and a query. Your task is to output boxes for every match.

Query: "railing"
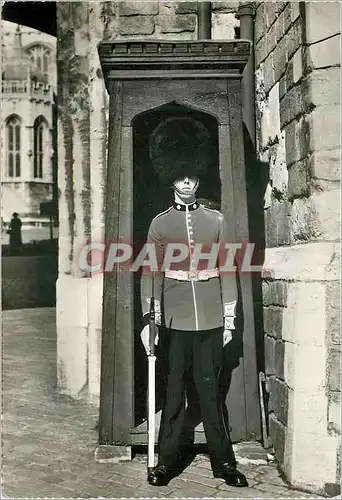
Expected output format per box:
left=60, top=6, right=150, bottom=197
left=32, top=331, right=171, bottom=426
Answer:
left=2, top=80, right=28, bottom=94
left=1, top=80, right=53, bottom=99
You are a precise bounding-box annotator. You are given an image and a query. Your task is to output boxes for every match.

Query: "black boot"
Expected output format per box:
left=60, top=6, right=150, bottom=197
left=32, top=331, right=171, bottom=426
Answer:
left=213, top=463, right=248, bottom=487
left=147, top=464, right=171, bottom=486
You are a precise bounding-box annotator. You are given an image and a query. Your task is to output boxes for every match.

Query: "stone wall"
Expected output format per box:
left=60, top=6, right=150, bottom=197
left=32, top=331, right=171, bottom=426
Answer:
left=55, top=1, right=240, bottom=404
left=255, top=1, right=341, bottom=494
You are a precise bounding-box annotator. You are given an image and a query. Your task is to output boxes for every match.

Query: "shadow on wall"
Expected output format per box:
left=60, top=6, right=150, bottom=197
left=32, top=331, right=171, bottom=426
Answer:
left=243, top=124, right=270, bottom=432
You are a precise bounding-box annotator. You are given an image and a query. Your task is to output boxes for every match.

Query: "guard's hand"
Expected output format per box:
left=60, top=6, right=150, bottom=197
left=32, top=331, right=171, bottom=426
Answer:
left=140, top=324, right=159, bottom=355
left=223, top=329, right=233, bottom=347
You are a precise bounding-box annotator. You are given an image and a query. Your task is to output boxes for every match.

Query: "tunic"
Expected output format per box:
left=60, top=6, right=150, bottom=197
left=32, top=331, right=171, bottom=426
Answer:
left=140, top=200, right=237, bottom=332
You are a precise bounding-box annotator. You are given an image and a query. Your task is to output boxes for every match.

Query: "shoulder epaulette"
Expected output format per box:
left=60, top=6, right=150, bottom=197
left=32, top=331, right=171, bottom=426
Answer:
left=203, top=205, right=222, bottom=216
left=153, top=206, right=173, bottom=220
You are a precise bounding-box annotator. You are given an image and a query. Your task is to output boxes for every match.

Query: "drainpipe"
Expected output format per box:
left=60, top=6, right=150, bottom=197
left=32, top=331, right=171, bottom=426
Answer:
left=198, top=2, right=212, bottom=39
left=236, top=2, right=256, bottom=147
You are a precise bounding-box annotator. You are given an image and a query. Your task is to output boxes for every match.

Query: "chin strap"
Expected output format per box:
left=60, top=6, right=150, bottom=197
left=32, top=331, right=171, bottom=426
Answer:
left=173, top=178, right=199, bottom=197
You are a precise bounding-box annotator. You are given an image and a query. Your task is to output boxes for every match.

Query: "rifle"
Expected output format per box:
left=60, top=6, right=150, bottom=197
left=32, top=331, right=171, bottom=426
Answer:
left=147, top=284, right=157, bottom=473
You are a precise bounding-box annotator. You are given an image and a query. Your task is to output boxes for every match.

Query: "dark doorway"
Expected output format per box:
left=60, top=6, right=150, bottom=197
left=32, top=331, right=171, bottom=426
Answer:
left=132, top=102, right=220, bottom=427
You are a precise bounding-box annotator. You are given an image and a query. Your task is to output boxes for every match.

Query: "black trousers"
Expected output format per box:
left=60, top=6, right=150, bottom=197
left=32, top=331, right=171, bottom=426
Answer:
left=157, top=327, right=236, bottom=469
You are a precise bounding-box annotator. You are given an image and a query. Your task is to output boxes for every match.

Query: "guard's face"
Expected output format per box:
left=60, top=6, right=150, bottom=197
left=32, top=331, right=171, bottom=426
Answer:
left=173, top=176, right=199, bottom=196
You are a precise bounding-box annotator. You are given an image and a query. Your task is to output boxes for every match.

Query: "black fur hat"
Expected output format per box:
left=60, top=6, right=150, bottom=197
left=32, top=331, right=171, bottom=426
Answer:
left=149, top=117, right=211, bottom=185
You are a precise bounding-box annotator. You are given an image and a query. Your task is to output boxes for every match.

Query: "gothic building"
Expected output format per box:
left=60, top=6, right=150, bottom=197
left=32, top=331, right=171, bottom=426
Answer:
left=1, top=22, right=56, bottom=240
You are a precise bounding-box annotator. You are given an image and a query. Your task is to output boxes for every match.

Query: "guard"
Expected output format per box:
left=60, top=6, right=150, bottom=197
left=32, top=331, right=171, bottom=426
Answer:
left=140, top=117, right=248, bottom=488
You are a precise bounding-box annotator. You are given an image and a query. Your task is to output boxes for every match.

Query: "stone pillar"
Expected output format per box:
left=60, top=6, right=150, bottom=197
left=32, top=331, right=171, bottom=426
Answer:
left=255, top=2, right=341, bottom=494
left=56, top=1, right=110, bottom=400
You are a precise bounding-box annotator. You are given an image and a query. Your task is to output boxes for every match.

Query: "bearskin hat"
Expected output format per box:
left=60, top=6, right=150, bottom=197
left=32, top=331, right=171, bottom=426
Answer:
left=149, top=117, right=211, bottom=185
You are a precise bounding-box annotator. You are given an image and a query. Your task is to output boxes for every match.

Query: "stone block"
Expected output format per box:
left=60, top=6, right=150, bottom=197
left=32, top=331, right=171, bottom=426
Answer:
left=119, top=16, right=155, bottom=35
left=275, top=340, right=285, bottom=380
left=269, top=134, right=288, bottom=194
left=288, top=160, right=310, bottom=200
left=56, top=275, right=89, bottom=328
left=283, top=3, right=292, bottom=33
left=263, top=306, right=283, bottom=339
left=290, top=197, right=321, bottom=242
left=284, top=116, right=309, bottom=166
left=305, top=34, right=341, bottom=70
left=262, top=281, right=272, bottom=306
left=326, top=281, right=341, bottom=346
left=262, top=281, right=288, bottom=307
left=292, top=48, right=303, bottom=84
left=282, top=281, right=326, bottom=349
left=284, top=120, right=296, bottom=164
left=286, top=18, right=302, bottom=60
left=275, top=11, right=284, bottom=42
left=290, top=2, right=301, bottom=23
left=263, top=53, right=275, bottom=95
left=266, top=18, right=277, bottom=54
left=305, top=2, right=341, bottom=44
left=269, top=413, right=285, bottom=464
left=285, top=48, right=304, bottom=90
left=265, top=335, right=276, bottom=375
left=264, top=242, right=337, bottom=282
left=312, top=188, right=341, bottom=242
left=328, top=391, right=341, bottom=434
left=284, top=58, right=294, bottom=93
left=57, top=328, right=88, bottom=396
left=286, top=344, right=328, bottom=395
left=304, top=67, right=340, bottom=109
left=308, top=104, right=341, bottom=153
left=255, top=2, right=265, bottom=43
left=269, top=376, right=289, bottom=425
left=255, top=35, right=267, bottom=67
left=212, top=12, right=238, bottom=39
left=212, top=2, right=238, bottom=12
left=265, top=200, right=292, bottom=247
left=286, top=415, right=340, bottom=491
left=265, top=1, right=278, bottom=29
left=309, top=149, right=341, bottom=182
left=273, top=31, right=287, bottom=82
left=327, top=347, right=341, bottom=392
left=279, top=75, right=286, bottom=100
left=276, top=281, right=288, bottom=307
left=119, top=1, right=158, bottom=16
left=157, top=13, right=196, bottom=33
left=280, top=84, right=304, bottom=129
left=325, top=244, right=340, bottom=282
left=175, top=2, right=199, bottom=14
left=260, top=82, right=281, bottom=147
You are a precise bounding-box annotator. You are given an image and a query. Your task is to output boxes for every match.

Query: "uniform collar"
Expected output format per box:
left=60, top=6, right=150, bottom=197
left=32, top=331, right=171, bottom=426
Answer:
left=173, top=200, right=199, bottom=212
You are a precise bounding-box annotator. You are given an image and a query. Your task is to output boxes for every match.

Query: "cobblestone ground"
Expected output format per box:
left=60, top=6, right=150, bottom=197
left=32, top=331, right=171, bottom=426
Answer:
left=1, top=308, right=322, bottom=499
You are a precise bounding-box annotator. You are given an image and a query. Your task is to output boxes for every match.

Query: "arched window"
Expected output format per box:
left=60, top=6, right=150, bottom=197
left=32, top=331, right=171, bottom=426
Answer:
left=34, top=117, right=47, bottom=178
left=7, top=115, right=21, bottom=178
left=25, top=44, right=52, bottom=82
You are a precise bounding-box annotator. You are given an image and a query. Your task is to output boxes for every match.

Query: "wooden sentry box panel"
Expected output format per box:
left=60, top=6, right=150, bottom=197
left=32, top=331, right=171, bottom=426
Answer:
left=98, top=40, right=260, bottom=448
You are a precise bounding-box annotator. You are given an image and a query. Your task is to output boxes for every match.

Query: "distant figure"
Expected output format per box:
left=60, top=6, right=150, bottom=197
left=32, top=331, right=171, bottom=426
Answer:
left=8, top=212, right=22, bottom=255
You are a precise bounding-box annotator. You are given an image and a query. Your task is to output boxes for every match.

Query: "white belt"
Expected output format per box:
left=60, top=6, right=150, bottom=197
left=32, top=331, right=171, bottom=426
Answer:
left=165, top=268, right=219, bottom=281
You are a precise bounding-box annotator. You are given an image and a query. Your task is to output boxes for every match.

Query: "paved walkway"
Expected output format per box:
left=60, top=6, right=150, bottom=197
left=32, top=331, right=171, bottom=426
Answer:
left=1, top=308, right=322, bottom=499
